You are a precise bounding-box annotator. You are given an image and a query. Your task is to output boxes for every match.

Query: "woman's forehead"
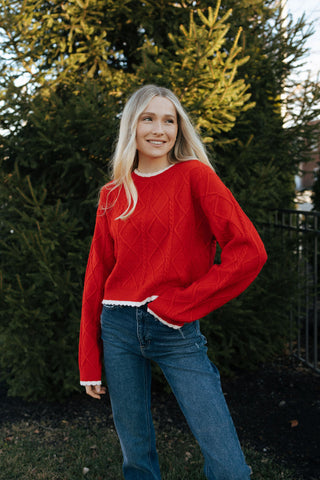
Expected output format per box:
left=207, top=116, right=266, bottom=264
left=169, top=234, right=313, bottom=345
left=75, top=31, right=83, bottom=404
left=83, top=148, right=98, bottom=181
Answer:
left=143, top=96, right=177, bottom=115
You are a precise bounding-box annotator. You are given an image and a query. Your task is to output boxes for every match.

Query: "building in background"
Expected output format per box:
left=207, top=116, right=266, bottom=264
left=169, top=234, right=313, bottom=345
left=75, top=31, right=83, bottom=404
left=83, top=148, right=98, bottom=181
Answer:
left=295, top=120, right=320, bottom=210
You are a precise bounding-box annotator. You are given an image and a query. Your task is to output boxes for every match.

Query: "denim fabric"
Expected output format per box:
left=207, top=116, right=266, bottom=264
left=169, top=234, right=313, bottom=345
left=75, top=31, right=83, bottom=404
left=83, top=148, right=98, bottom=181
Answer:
left=100, top=304, right=251, bottom=480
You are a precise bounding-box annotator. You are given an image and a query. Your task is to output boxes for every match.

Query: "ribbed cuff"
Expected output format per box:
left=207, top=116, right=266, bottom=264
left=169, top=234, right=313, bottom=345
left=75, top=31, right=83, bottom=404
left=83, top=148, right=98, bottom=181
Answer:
left=80, top=380, right=102, bottom=386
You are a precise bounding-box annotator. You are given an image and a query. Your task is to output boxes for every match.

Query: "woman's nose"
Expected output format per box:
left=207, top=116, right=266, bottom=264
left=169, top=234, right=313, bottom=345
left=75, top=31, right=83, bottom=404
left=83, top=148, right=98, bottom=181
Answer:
left=152, top=121, right=164, bottom=134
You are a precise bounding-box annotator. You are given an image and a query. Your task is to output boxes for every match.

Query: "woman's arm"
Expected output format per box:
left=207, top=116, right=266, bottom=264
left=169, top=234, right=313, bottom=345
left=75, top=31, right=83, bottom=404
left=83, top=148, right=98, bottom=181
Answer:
left=79, top=187, right=116, bottom=384
left=148, top=168, right=267, bottom=326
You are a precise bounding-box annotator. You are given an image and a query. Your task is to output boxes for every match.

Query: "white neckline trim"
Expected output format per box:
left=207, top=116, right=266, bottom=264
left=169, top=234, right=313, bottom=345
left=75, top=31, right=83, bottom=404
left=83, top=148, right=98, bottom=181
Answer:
left=134, top=164, right=175, bottom=177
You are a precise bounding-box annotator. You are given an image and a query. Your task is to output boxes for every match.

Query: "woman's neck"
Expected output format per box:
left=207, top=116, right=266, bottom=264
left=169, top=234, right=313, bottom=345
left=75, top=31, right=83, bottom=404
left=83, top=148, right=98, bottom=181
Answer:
left=137, top=158, right=171, bottom=174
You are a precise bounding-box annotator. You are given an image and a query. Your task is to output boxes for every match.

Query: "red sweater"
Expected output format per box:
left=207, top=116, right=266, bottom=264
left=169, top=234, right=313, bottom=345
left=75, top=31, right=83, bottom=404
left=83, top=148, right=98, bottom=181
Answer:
left=79, top=160, right=267, bottom=384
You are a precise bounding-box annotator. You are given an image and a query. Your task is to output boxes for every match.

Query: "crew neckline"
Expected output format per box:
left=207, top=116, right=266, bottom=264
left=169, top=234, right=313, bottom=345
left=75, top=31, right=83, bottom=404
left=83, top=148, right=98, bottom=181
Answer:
left=133, top=164, right=176, bottom=177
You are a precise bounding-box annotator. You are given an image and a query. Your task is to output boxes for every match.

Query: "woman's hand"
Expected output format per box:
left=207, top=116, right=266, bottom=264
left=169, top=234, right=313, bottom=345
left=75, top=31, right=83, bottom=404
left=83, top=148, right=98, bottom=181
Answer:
left=85, top=385, right=107, bottom=400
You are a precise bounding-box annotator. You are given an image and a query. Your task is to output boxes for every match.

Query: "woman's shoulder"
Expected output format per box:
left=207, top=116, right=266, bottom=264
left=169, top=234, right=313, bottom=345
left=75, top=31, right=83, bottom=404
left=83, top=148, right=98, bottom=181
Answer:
left=175, top=159, right=217, bottom=184
left=176, top=160, right=231, bottom=198
left=100, top=179, right=121, bottom=196
left=175, top=159, right=215, bottom=177
left=97, top=180, right=123, bottom=211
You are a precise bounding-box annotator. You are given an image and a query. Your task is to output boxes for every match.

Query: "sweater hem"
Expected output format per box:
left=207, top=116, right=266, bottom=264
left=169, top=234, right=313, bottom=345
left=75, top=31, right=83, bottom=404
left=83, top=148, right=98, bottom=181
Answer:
left=102, top=296, right=158, bottom=307
left=147, top=307, right=182, bottom=329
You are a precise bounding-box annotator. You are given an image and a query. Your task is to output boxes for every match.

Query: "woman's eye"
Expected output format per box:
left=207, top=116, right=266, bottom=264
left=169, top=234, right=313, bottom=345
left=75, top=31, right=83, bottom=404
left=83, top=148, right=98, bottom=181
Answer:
left=142, top=116, right=152, bottom=121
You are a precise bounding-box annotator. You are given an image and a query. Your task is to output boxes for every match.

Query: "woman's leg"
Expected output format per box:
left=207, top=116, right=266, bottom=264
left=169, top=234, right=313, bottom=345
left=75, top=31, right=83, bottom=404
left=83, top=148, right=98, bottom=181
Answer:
left=100, top=305, right=161, bottom=480
left=147, top=317, right=251, bottom=480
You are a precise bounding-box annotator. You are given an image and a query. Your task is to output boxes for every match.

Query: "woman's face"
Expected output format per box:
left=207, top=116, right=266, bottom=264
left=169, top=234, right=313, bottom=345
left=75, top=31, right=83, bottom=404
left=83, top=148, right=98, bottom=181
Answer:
left=136, top=96, right=178, bottom=170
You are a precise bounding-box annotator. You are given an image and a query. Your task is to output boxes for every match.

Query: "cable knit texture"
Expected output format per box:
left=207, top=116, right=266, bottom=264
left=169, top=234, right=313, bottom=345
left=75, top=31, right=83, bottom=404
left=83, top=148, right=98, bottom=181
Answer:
left=79, top=160, right=267, bottom=383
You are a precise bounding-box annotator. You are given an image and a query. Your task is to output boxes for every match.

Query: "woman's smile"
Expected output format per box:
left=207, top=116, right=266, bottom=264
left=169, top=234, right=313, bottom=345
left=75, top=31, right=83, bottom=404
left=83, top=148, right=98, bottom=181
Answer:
left=147, top=140, right=166, bottom=145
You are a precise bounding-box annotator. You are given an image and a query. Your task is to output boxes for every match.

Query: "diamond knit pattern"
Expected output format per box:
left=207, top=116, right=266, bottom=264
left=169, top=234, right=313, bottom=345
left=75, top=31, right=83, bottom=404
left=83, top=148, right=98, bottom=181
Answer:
left=79, top=160, right=267, bottom=383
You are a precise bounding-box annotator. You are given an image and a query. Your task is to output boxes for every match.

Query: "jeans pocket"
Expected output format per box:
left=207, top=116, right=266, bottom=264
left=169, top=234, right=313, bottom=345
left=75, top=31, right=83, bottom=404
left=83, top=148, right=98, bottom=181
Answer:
left=179, top=320, right=198, bottom=337
left=178, top=321, right=208, bottom=348
left=103, top=304, right=121, bottom=310
left=100, top=304, right=123, bottom=329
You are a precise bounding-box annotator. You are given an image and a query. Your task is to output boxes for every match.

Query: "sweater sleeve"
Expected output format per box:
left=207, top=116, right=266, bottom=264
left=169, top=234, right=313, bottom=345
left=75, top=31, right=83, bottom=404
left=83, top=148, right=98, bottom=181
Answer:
left=148, top=168, right=267, bottom=327
left=78, top=186, right=116, bottom=384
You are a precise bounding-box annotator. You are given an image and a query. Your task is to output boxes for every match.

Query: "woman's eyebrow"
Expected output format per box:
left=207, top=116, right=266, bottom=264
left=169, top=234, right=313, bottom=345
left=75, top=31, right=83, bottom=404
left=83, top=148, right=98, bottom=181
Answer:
left=141, top=111, right=176, bottom=118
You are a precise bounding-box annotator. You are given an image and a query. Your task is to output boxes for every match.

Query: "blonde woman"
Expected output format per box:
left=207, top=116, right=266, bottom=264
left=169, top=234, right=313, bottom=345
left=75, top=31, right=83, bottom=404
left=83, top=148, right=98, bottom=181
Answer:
left=79, top=85, right=267, bottom=480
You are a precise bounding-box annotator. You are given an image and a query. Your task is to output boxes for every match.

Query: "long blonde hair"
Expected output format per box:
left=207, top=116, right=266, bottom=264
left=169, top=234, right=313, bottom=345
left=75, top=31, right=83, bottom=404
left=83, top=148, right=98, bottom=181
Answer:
left=111, top=84, right=213, bottom=219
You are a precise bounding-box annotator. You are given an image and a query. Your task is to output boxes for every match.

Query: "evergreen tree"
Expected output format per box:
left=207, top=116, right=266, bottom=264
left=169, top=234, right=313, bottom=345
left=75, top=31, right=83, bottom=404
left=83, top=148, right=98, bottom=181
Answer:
left=0, top=1, right=255, bottom=399
left=1, top=0, right=319, bottom=398
left=203, top=0, right=320, bottom=375
left=134, top=3, right=255, bottom=138
left=214, top=0, right=320, bottom=218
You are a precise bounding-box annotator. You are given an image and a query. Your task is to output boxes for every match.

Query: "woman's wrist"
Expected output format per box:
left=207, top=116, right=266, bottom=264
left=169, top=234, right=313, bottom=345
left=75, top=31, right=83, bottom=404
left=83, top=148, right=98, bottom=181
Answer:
left=80, top=380, right=102, bottom=386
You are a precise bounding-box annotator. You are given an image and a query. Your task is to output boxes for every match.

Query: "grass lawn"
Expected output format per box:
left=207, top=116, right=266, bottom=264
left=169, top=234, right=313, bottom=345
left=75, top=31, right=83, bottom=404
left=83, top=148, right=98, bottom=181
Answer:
left=0, top=418, right=300, bottom=480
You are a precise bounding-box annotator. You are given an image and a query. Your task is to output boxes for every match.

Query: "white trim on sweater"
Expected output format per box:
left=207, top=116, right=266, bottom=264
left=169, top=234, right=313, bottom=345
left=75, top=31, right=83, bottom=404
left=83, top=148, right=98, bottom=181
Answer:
left=147, top=307, right=182, bottom=330
left=133, top=164, right=175, bottom=177
left=80, top=380, right=102, bottom=386
left=102, top=296, right=158, bottom=307
left=102, top=297, right=182, bottom=329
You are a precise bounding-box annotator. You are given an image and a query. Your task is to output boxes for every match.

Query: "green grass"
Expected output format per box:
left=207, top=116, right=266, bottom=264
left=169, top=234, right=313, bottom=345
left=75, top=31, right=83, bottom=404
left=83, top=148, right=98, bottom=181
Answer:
left=0, top=419, right=300, bottom=480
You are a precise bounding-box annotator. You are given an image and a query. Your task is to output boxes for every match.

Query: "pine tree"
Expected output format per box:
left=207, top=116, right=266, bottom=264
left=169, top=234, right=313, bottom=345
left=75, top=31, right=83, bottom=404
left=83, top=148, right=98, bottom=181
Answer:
left=1, top=170, right=85, bottom=398
left=202, top=0, right=320, bottom=374
left=214, top=0, right=320, bottom=219
left=0, top=1, right=255, bottom=399
left=134, top=3, right=255, bottom=138
left=1, top=0, right=319, bottom=398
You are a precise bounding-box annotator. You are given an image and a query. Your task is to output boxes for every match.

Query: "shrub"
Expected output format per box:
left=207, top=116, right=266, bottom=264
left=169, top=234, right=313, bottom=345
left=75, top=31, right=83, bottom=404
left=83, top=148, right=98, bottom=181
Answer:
left=0, top=173, right=86, bottom=400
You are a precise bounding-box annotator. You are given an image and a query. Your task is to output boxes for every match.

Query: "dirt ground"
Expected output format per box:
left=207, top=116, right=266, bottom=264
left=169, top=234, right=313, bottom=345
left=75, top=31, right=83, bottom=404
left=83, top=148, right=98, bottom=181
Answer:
left=0, top=356, right=319, bottom=480
left=221, top=357, right=320, bottom=480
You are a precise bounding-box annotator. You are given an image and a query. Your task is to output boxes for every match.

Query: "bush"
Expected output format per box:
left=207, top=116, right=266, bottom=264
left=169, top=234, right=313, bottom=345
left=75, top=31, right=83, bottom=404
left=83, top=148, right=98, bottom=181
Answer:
left=0, top=80, right=116, bottom=400
left=0, top=173, right=87, bottom=400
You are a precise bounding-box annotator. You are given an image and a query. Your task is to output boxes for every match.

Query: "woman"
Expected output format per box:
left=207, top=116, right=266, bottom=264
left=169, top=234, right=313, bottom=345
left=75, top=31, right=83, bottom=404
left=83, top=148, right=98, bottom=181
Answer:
left=79, top=84, right=267, bottom=480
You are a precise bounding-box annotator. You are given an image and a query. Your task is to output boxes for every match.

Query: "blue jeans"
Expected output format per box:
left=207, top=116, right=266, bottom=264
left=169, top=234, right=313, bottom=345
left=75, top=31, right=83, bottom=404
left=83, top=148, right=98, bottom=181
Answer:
left=100, top=304, right=251, bottom=480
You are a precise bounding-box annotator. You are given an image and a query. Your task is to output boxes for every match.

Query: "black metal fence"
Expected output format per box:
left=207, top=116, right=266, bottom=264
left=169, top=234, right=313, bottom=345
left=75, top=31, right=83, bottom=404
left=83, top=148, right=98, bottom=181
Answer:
left=269, top=209, right=319, bottom=372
